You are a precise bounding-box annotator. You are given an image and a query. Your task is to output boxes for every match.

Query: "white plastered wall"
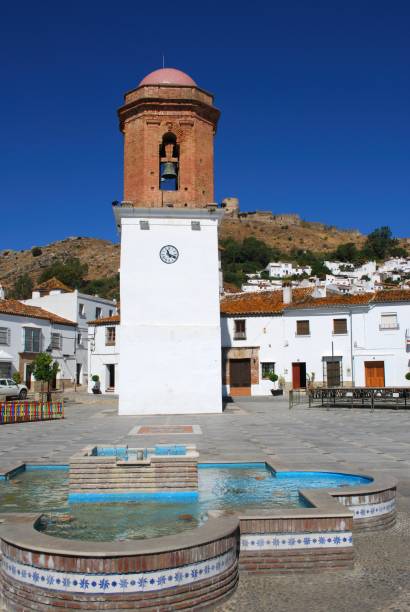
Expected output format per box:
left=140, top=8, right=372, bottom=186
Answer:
left=117, top=208, right=223, bottom=415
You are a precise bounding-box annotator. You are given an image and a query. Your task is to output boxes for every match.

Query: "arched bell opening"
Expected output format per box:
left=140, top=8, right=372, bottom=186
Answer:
left=159, top=133, right=179, bottom=191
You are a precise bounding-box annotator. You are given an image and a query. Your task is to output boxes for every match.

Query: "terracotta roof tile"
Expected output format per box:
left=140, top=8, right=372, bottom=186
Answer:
left=0, top=300, right=76, bottom=326
left=286, top=293, right=374, bottom=309
left=221, top=288, right=410, bottom=315
left=220, top=288, right=313, bottom=315
left=88, top=314, right=120, bottom=326
left=34, top=277, right=73, bottom=293
left=372, top=289, right=410, bottom=303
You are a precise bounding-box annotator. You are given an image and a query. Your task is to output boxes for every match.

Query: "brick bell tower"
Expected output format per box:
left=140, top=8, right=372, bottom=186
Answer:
left=114, top=68, right=224, bottom=416
left=118, top=68, right=220, bottom=208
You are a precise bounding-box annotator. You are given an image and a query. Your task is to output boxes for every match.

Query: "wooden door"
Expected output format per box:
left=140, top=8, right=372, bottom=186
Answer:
left=365, top=361, right=385, bottom=387
left=108, top=364, right=115, bottom=388
left=327, top=361, right=341, bottom=387
left=292, top=363, right=307, bottom=389
left=230, top=359, right=251, bottom=396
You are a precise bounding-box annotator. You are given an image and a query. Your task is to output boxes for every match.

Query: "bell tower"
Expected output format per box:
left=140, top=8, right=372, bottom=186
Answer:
left=114, top=68, right=224, bottom=416
left=118, top=68, right=220, bottom=208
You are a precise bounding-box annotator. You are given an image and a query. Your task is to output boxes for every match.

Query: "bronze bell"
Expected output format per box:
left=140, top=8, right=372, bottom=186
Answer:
left=161, top=162, right=177, bottom=180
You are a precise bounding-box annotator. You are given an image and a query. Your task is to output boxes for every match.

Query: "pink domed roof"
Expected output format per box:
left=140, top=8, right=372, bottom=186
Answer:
left=139, top=68, right=197, bottom=87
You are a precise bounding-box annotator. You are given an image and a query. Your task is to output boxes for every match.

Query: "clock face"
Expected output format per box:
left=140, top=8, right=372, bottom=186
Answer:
left=159, top=245, right=179, bottom=264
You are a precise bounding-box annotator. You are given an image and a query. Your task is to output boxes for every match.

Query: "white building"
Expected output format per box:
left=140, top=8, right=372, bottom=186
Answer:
left=221, top=288, right=410, bottom=396
left=378, top=258, right=410, bottom=275
left=0, top=299, right=77, bottom=389
left=115, top=207, right=223, bottom=415
left=24, top=278, right=116, bottom=385
left=88, top=314, right=120, bottom=394
left=265, top=261, right=312, bottom=278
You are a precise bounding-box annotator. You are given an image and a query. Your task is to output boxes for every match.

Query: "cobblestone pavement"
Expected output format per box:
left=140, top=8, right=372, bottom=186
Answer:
left=1, top=393, right=410, bottom=611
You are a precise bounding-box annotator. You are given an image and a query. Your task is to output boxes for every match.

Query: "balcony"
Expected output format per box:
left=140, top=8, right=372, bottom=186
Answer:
left=233, top=331, right=246, bottom=340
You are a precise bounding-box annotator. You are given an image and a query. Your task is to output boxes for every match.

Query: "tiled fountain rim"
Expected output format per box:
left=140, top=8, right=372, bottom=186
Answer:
left=0, top=515, right=239, bottom=557
left=0, top=458, right=397, bottom=556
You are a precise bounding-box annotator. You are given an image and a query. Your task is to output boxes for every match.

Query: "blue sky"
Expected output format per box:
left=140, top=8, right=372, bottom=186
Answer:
left=1, top=1, right=409, bottom=250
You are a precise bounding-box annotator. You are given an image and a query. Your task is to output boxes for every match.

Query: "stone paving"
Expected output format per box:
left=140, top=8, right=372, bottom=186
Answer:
left=1, top=392, right=410, bottom=611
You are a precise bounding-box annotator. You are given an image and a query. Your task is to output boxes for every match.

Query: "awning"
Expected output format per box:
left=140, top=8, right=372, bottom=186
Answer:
left=0, top=350, right=13, bottom=362
left=23, top=323, right=42, bottom=328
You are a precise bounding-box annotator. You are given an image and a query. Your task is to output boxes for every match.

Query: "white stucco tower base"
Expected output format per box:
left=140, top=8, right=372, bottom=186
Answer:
left=114, top=206, right=223, bottom=415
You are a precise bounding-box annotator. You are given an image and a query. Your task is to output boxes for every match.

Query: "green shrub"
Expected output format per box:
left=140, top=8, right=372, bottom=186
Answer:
left=12, top=372, right=21, bottom=384
left=31, top=247, right=42, bottom=257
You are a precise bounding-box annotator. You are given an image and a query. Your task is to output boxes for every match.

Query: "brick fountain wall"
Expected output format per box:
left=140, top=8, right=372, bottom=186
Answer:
left=69, top=445, right=198, bottom=498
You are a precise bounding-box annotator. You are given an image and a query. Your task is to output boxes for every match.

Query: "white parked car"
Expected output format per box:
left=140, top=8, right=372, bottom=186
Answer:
left=0, top=379, right=28, bottom=400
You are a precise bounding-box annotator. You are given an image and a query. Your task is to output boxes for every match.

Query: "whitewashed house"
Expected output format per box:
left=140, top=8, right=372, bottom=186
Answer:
left=0, top=299, right=77, bottom=389
left=24, top=278, right=117, bottom=385
left=265, top=261, right=312, bottom=278
left=87, top=314, right=120, bottom=394
left=221, top=287, right=410, bottom=396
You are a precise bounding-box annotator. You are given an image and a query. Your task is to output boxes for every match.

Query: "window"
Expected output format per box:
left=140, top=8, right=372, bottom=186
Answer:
left=234, top=319, right=246, bottom=340
left=95, top=307, right=102, bottom=319
left=51, top=333, right=62, bottom=350
left=333, top=319, right=348, bottom=335
left=78, top=303, right=85, bottom=318
left=261, top=362, right=275, bottom=379
left=108, top=309, right=113, bottom=317
left=0, top=327, right=10, bottom=345
left=77, top=332, right=83, bottom=347
left=380, top=313, right=398, bottom=330
left=24, top=328, right=41, bottom=353
left=296, top=320, right=310, bottom=336
left=0, top=364, right=11, bottom=378
left=106, top=326, right=116, bottom=346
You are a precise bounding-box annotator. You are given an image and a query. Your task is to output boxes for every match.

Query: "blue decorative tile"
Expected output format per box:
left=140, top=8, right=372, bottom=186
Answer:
left=240, top=531, right=353, bottom=551
left=2, top=549, right=236, bottom=595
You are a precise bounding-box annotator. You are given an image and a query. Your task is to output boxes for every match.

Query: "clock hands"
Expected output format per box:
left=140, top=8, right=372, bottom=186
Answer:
left=160, top=245, right=179, bottom=263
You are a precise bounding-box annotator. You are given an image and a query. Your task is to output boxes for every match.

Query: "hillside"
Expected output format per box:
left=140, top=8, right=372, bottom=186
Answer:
left=1, top=217, right=408, bottom=295
left=219, top=216, right=368, bottom=253
left=0, top=237, right=120, bottom=294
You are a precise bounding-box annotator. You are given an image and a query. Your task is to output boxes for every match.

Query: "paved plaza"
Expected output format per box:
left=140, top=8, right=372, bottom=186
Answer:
left=1, top=393, right=410, bottom=611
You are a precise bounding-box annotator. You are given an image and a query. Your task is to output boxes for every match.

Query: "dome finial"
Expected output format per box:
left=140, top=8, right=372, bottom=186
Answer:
left=139, top=68, right=197, bottom=87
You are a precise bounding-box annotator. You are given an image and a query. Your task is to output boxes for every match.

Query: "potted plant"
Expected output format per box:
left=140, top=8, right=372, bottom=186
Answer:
left=269, top=372, right=283, bottom=396
left=91, top=375, right=101, bottom=394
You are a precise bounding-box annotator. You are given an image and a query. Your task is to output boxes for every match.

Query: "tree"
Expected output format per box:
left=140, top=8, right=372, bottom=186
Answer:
left=363, top=226, right=400, bottom=260
left=11, top=274, right=33, bottom=299
left=31, top=353, right=59, bottom=401
left=330, top=242, right=361, bottom=263
left=38, top=257, right=88, bottom=289
left=310, top=261, right=332, bottom=278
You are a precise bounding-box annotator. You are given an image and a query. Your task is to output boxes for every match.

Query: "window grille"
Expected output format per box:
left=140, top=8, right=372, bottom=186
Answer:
left=380, top=313, right=398, bottom=330
left=234, top=319, right=246, bottom=340
left=261, top=362, right=275, bottom=379
left=0, top=327, right=10, bottom=346
left=106, top=326, right=116, bottom=345
left=24, top=328, right=41, bottom=353
left=51, top=333, right=62, bottom=350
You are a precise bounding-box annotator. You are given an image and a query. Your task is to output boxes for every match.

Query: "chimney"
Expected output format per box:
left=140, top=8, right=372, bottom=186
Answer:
left=283, top=281, right=292, bottom=304
left=312, top=281, right=326, bottom=299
